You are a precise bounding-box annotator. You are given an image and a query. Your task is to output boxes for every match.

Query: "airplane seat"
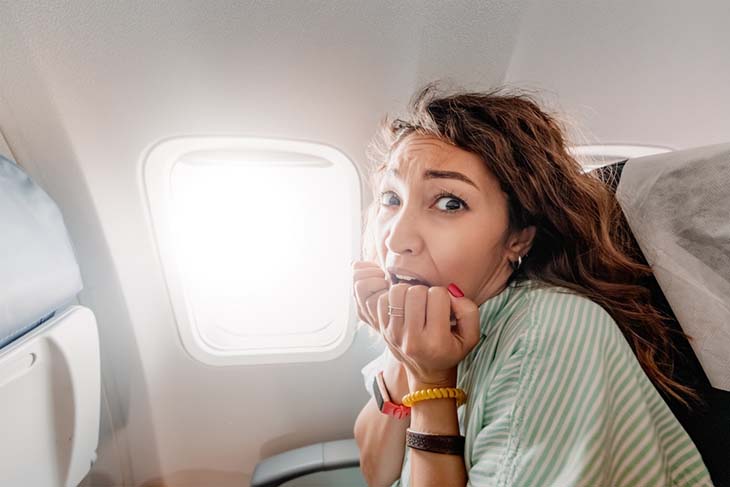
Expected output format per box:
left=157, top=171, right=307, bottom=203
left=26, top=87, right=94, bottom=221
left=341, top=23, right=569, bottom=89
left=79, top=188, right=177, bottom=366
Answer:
left=595, top=148, right=730, bottom=487
left=251, top=144, right=730, bottom=487
left=0, top=155, right=101, bottom=487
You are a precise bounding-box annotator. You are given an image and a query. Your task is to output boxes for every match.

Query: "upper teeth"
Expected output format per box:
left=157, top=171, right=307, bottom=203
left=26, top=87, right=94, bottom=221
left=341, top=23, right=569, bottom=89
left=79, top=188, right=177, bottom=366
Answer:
left=395, top=274, right=419, bottom=281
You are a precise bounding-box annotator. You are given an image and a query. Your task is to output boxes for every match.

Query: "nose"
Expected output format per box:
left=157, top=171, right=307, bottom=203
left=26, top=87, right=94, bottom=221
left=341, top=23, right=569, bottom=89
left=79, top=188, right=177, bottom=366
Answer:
left=384, top=205, right=424, bottom=256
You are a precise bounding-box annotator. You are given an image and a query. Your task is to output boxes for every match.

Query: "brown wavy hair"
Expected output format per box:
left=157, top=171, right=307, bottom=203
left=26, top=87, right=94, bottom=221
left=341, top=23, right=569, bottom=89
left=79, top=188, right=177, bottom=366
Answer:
left=362, top=82, right=701, bottom=409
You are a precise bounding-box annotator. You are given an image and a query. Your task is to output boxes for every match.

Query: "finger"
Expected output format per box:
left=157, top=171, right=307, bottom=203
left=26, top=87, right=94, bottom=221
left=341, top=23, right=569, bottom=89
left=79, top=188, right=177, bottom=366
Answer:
left=386, top=283, right=410, bottom=346
left=365, top=288, right=388, bottom=328
left=402, top=285, right=428, bottom=355
left=352, top=260, right=383, bottom=271
left=352, top=261, right=383, bottom=297
left=425, top=286, right=453, bottom=349
left=448, top=291, right=481, bottom=351
left=376, top=293, right=407, bottom=364
left=355, top=302, right=369, bottom=325
left=377, top=292, right=389, bottom=336
left=351, top=266, right=384, bottom=300
left=352, top=268, right=386, bottom=305
left=353, top=268, right=385, bottom=282
left=354, top=290, right=373, bottom=327
left=354, top=276, right=389, bottom=326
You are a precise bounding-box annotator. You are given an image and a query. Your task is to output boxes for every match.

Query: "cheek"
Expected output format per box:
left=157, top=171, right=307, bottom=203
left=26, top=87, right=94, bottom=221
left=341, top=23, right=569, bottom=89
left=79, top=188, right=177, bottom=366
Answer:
left=437, top=229, right=505, bottom=279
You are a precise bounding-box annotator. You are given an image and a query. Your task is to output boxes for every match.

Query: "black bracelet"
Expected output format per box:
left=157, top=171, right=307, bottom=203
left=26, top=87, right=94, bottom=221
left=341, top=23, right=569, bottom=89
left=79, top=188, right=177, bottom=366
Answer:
left=406, top=428, right=465, bottom=456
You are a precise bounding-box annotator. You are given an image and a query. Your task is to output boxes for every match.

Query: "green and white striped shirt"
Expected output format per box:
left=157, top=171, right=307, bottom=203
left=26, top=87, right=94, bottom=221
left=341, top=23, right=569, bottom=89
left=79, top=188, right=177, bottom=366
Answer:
left=363, top=279, right=713, bottom=486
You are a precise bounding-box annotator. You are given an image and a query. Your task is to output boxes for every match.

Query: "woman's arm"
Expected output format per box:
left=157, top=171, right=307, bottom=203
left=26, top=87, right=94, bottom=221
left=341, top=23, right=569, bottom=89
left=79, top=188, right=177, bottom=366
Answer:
left=354, top=354, right=410, bottom=487
left=408, top=374, right=467, bottom=487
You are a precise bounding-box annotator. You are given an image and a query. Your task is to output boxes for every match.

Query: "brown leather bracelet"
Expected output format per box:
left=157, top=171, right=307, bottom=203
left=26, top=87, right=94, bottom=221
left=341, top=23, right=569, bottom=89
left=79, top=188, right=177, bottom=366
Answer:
left=406, top=428, right=465, bottom=455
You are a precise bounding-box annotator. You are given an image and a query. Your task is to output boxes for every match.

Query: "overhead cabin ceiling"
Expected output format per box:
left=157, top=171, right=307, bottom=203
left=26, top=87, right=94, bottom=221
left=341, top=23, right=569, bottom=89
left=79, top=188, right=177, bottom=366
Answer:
left=1, top=0, right=728, bottom=171
left=0, top=0, right=529, bottom=178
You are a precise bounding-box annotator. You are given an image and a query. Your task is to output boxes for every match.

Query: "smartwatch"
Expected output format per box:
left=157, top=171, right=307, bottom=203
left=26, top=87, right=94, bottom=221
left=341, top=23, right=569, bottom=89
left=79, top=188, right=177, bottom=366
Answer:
left=372, top=370, right=411, bottom=420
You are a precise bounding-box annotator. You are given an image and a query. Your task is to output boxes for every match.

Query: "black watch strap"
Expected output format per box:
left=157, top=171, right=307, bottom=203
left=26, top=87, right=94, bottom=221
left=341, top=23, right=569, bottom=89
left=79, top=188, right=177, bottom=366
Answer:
left=372, top=374, right=385, bottom=411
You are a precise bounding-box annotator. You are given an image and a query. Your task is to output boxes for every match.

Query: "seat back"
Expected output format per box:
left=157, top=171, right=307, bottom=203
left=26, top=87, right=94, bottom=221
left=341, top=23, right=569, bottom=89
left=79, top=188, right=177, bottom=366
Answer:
left=0, top=156, right=100, bottom=487
left=593, top=155, right=730, bottom=487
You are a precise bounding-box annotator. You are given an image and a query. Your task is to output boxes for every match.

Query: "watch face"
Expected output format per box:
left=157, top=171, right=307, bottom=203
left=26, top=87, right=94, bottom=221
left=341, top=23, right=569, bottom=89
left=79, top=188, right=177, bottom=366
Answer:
left=373, top=375, right=385, bottom=411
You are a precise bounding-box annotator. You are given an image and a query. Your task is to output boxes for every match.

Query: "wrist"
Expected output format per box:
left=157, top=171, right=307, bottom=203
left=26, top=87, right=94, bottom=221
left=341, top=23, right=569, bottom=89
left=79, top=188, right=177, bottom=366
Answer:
left=410, top=394, right=460, bottom=435
left=382, top=355, right=409, bottom=403
left=407, top=368, right=458, bottom=393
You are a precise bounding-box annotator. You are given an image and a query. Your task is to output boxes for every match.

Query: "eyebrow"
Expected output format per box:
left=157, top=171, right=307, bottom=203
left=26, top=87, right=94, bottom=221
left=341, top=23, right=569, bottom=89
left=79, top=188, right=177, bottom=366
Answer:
left=385, top=167, right=479, bottom=190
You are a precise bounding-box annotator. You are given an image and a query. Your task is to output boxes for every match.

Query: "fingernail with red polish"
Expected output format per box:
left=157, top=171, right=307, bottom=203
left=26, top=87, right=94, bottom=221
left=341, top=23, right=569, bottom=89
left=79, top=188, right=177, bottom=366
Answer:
left=448, top=283, right=464, bottom=298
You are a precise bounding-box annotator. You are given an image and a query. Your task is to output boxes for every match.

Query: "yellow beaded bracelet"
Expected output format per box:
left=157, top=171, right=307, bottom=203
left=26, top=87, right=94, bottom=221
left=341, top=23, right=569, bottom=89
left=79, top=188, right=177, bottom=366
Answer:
left=401, top=387, right=467, bottom=408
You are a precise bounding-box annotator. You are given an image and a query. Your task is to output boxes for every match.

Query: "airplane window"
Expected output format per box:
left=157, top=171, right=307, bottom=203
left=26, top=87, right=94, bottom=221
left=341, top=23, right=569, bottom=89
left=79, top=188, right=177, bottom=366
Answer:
left=570, top=144, right=672, bottom=171
left=143, top=137, right=361, bottom=365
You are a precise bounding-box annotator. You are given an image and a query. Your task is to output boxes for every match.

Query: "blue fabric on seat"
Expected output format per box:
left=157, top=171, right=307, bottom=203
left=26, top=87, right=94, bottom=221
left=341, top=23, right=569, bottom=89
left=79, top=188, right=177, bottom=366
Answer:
left=0, top=156, right=82, bottom=349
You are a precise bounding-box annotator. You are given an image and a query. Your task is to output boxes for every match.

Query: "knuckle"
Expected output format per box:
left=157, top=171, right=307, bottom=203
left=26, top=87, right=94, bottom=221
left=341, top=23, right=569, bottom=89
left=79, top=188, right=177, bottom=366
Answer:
left=351, top=260, right=374, bottom=269
left=428, top=286, right=448, bottom=298
left=406, top=285, right=428, bottom=298
left=389, top=283, right=410, bottom=299
left=372, top=287, right=389, bottom=301
left=390, top=283, right=407, bottom=293
left=354, top=267, right=385, bottom=280
left=353, top=279, right=366, bottom=297
left=370, top=296, right=382, bottom=310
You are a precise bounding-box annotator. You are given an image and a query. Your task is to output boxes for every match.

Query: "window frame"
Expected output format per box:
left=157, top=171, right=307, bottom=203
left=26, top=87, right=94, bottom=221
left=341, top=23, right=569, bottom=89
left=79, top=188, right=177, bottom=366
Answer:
left=141, top=136, right=362, bottom=366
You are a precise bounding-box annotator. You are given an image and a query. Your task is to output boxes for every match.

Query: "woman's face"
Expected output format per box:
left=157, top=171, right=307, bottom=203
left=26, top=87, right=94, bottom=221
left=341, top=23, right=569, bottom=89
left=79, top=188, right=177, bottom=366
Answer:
left=374, top=134, right=527, bottom=306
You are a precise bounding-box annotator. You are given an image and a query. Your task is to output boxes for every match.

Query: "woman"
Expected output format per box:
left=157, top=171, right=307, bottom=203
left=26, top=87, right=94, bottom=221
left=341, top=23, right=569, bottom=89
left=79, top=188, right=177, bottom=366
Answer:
left=352, top=83, right=713, bottom=487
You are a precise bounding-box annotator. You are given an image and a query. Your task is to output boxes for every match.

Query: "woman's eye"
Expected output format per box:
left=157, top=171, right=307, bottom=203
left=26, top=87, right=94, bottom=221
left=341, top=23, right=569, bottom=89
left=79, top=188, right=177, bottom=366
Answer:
left=379, top=191, right=399, bottom=207
left=378, top=191, right=468, bottom=213
left=435, top=195, right=466, bottom=212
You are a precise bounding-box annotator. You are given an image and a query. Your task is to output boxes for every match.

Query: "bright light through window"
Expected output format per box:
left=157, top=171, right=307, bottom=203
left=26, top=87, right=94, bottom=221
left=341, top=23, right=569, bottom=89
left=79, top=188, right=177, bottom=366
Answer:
left=144, top=138, right=361, bottom=365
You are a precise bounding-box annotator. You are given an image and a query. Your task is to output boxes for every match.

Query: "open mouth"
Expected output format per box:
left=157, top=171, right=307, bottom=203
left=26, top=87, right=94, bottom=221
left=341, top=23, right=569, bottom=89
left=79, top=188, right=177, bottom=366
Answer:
left=389, top=274, right=432, bottom=287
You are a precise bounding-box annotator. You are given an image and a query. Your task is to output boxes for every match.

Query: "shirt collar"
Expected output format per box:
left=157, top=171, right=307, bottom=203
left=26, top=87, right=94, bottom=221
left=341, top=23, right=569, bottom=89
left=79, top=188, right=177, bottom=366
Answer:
left=477, top=279, right=521, bottom=336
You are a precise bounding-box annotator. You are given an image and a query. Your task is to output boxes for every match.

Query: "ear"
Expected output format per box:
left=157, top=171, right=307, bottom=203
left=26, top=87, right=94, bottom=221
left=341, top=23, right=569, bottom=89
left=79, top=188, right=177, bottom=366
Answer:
left=506, top=225, right=536, bottom=260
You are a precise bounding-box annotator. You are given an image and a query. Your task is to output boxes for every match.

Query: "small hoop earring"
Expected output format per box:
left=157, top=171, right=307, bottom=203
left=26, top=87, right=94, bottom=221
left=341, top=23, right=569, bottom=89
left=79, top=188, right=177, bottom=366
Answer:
left=511, top=255, right=523, bottom=272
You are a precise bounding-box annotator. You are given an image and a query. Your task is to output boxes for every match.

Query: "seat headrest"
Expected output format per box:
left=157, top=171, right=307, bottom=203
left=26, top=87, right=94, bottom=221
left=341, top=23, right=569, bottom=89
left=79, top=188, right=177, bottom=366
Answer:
left=615, top=142, right=730, bottom=392
left=0, top=156, right=83, bottom=348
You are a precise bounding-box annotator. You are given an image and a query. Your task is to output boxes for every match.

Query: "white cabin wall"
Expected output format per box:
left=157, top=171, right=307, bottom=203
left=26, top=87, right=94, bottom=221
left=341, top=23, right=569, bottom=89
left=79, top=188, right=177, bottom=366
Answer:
left=505, top=0, right=730, bottom=150
left=0, top=1, right=529, bottom=485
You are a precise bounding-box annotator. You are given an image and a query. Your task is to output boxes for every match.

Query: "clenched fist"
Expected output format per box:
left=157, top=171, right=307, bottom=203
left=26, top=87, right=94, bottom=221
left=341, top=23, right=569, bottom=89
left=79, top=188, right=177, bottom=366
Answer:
left=351, top=260, right=482, bottom=390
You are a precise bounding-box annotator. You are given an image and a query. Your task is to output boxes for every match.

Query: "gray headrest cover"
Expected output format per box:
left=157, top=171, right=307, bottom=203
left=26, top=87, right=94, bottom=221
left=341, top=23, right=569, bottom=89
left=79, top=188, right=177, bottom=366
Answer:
left=0, top=156, right=82, bottom=347
left=616, top=143, right=730, bottom=391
